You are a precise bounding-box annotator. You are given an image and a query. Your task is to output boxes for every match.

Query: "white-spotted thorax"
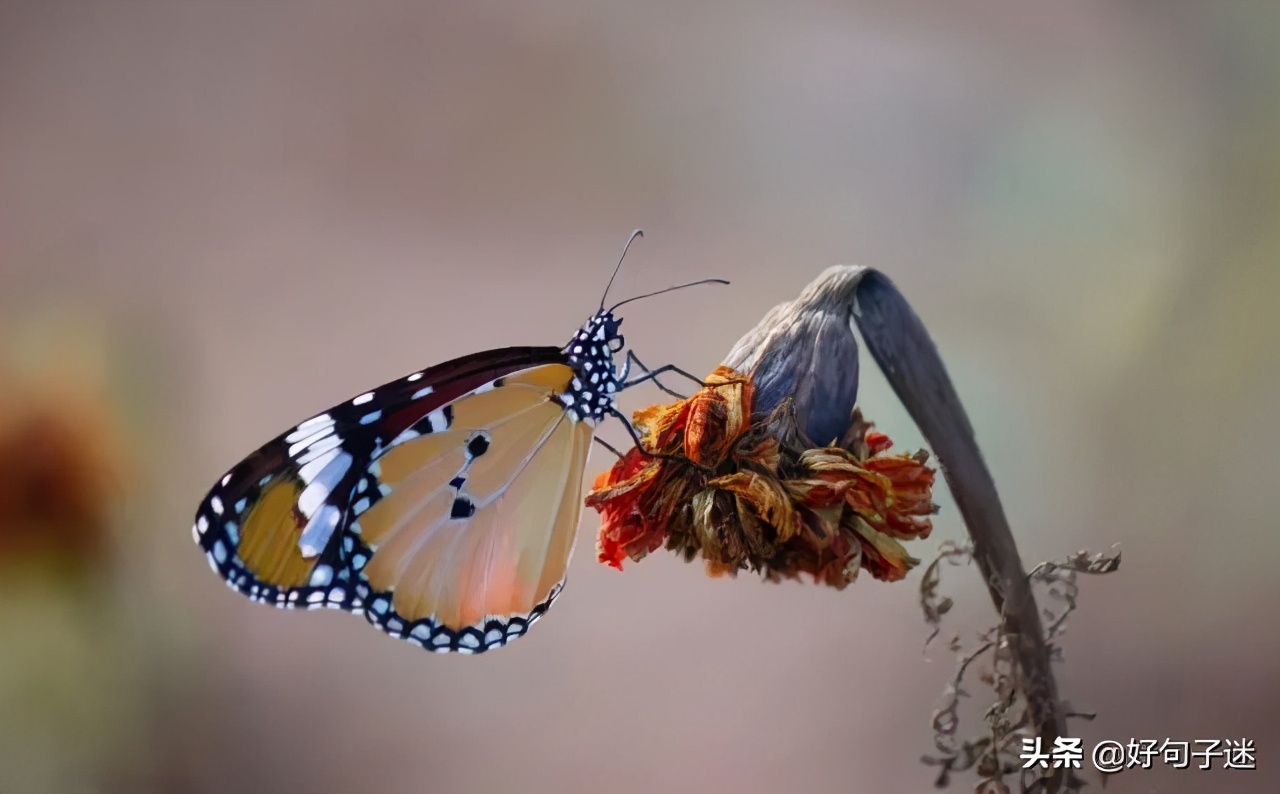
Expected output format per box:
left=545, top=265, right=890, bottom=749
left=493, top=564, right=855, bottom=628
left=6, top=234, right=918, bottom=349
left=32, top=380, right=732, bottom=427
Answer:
left=553, top=228, right=727, bottom=425
left=557, top=309, right=626, bottom=424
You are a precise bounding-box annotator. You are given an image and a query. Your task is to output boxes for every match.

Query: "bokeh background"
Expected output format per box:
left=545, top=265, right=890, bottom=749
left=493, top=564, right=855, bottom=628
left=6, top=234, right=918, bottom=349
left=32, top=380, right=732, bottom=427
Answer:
left=2, top=1, right=1278, bottom=792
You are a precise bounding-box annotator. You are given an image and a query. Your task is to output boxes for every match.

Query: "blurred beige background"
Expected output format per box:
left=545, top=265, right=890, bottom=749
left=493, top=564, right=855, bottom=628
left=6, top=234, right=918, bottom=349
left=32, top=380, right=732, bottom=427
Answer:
left=2, top=1, right=1277, bottom=792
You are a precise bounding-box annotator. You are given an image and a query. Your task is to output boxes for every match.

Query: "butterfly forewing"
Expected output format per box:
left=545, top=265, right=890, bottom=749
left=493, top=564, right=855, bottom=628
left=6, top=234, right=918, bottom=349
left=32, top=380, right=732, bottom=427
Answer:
left=193, top=347, right=575, bottom=650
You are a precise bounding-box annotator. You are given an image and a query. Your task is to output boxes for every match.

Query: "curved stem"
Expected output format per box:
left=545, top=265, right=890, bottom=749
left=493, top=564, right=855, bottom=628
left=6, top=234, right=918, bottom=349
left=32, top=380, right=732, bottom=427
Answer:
left=853, top=270, right=1065, bottom=794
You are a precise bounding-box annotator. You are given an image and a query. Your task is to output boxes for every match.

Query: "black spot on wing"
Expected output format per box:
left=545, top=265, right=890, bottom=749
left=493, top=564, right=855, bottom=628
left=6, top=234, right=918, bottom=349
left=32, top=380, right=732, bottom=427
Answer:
left=466, top=434, right=490, bottom=457
left=450, top=496, right=476, bottom=520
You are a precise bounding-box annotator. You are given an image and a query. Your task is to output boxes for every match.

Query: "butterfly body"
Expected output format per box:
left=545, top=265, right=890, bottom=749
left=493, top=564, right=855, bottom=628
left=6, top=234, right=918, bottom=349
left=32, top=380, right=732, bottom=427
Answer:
left=194, top=309, right=627, bottom=654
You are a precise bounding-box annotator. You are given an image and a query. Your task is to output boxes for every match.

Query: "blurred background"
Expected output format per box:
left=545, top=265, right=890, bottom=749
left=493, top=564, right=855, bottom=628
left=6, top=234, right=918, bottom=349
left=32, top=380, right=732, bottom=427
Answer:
left=2, top=1, right=1277, bottom=792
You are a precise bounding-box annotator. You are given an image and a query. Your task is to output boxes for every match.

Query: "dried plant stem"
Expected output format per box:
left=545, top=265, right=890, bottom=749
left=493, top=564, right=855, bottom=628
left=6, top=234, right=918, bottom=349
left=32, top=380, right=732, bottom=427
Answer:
left=850, top=272, right=1065, bottom=793
left=722, top=265, right=1070, bottom=792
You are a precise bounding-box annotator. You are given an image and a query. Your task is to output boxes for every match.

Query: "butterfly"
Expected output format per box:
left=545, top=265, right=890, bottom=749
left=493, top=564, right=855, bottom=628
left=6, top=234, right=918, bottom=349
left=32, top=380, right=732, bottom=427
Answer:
left=192, top=232, right=722, bottom=654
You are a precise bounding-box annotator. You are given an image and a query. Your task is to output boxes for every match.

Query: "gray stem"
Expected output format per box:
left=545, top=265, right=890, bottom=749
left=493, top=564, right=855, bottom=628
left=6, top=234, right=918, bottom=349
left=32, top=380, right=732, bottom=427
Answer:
left=726, top=265, right=1065, bottom=792
left=853, top=270, right=1064, bottom=793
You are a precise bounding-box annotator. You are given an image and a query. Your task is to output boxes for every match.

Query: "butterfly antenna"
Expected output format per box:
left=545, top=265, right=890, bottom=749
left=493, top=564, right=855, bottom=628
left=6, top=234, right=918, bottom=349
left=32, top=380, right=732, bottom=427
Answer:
left=600, top=229, right=645, bottom=311
left=607, top=278, right=730, bottom=313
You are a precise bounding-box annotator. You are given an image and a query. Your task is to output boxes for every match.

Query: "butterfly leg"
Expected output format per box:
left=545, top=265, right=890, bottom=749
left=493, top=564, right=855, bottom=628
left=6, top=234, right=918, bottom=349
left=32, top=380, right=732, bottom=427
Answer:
left=621, top=352, right=706, bottom=398
left=593, top=437, right=626, bottom=460
left=606, top=406, right=713, bottom=474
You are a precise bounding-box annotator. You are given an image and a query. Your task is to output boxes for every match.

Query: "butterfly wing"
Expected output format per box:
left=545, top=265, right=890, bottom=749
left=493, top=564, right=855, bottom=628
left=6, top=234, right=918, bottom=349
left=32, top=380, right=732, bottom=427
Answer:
left=358, top=365, right=594, bottom=650
left=193, top=346, right=594, bottom=653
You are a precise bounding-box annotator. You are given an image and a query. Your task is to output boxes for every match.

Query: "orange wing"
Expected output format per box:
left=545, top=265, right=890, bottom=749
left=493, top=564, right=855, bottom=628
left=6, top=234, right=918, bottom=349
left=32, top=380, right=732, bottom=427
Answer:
left=196, top=361, right=596, bottom=653
left=351, top=364, right=593, bottom=651
left=194, top=301, right=636, bottom=655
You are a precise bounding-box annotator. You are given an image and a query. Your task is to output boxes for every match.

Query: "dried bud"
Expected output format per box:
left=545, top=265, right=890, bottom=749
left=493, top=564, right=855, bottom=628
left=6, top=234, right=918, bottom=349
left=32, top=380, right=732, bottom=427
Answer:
left=722, top=265, right=869, bottom=446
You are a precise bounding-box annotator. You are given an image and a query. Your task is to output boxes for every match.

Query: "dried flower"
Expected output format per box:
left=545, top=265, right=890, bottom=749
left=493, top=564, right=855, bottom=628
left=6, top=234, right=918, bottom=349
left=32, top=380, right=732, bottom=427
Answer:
left=587, top=365, right=936, bottom=587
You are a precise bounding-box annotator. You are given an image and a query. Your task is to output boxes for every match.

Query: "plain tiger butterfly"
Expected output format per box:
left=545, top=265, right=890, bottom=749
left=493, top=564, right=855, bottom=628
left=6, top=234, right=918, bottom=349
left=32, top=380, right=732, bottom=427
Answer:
left=192, top=231, right=722, bottom=654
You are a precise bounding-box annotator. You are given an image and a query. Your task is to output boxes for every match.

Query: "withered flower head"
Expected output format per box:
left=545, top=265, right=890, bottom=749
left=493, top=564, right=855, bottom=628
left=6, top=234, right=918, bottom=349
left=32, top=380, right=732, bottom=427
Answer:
left=587, top=266, right=938, bottom=587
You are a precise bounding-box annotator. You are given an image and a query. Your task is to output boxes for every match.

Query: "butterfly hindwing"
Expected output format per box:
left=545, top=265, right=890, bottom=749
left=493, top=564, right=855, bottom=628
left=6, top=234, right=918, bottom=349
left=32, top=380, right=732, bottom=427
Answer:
left=357, top=367, right=594, bottom=651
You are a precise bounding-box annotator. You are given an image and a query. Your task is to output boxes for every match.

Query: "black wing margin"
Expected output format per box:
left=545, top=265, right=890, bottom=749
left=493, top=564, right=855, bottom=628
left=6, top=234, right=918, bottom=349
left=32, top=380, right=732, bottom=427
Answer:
left=192, top=345, right=565, bottom=612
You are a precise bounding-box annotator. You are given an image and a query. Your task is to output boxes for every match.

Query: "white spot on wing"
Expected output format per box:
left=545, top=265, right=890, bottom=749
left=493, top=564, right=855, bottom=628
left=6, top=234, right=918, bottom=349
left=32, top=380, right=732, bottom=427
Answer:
left=310, top=565, right=334, bottom=586
left=297, top=449, right=343, bottom=486
left=411, top=385, right=435, bottom=400
left=287, top=415, right=334, bottom=444
left=296, top=434, right=342, bottom=466
left=298, top=504, right=341, bottom=557
left=287, top=427, right=331, bottom=456
left=425, top=407, right=449, bottom=432
left=352, top=391, right=375, bottom=406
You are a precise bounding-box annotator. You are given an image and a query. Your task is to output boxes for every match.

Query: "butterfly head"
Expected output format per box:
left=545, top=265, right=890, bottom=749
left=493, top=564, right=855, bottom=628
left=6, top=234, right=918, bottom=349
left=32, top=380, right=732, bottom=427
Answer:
left=559, top=309, right=626, bottom=423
